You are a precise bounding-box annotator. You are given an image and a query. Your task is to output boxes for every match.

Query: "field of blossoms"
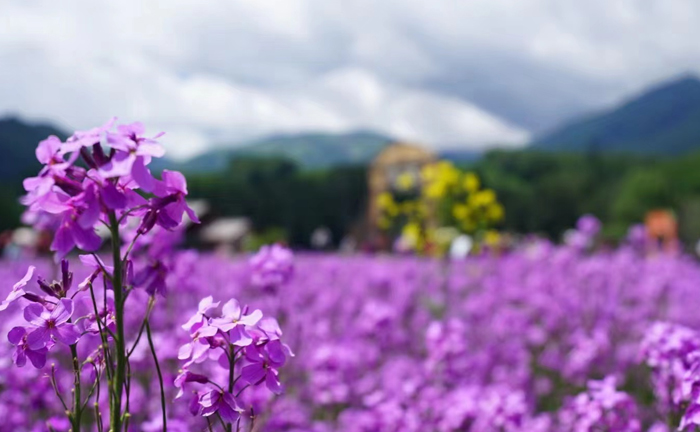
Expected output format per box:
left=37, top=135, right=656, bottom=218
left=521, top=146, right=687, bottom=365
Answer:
left=3, top=120, right=700, bottom=431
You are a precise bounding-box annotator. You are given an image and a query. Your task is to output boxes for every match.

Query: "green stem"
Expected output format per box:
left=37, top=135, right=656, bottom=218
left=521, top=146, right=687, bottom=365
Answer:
left=108, top=211, right=126, bottom=432
left=227, top=343, right=236, bottom=432
left=70, top=343, right=82, bottom=432
left=146, top=319, right=167, bottom=431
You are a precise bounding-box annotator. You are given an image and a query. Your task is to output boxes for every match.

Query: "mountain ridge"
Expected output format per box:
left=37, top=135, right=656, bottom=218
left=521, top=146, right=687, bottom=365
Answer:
left=530, top=74, right=700, bottom=154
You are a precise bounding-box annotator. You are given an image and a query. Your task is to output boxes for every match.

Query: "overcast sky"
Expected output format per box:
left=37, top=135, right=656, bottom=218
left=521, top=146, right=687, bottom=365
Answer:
left=2, top=1, right=700, bottom=159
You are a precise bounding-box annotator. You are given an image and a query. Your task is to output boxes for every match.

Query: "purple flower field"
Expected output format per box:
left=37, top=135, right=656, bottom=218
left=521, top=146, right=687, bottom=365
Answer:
left=3, top=119, right=700, bottom=431
left=3, top=243, right=700, bottom=431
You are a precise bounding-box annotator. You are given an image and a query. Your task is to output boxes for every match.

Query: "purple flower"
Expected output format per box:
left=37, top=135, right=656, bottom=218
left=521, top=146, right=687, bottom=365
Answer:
left=249, top=244, right=294, bottom=291
left=241, top=341, right=288, bottom=394
left=0, top=266, right=35, bottom=311
left=132, top=260, right=168, bottom=296
left=199, top=389, right=243, bottom=423
left=174, top=369, right=209, bottom=399
left=145, top=170, right=199, bottom=232
left=24, top=299, right=80, bottom=349
left=181, top=296, right=220, bottom=333
left=178, top=323, right=218, bottom=365
left=100, top=122, right=165, bottom=192
left=7, top=326, right=48, bottom=368
left=211, top=299, right=262, bottom=347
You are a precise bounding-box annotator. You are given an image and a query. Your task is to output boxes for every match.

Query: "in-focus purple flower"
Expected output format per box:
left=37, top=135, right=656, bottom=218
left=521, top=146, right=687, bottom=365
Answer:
left=174, top=369, right=209, bottom=399
left=211, top=299, right=262, bottom=347
left=242, top=341, right=287, bottom=394
left=24, top=299, right=80, bottom=349
left=60, top=117, right=115, bottom=154
left=100, top=122, right=165, bottom=192
left=0, top=266, right=35, bottom=311
left=178, top=323, right=218, bottom=365
left=199, top=389, right=243, bottom=423
left=181, top=296, right=220, bottom=332
left=7, top=326, right=48, bottom=368
left=142, top=170, right=199, bottom=233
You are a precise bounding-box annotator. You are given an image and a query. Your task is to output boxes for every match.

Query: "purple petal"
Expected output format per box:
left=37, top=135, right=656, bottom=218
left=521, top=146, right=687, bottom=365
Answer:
left=71, top=224, right=102, bottom=252
left=36, top=136, right=62, bottom=164
left=13, top=266, right=36, bottom=290
left=23, top=304, right=47, bottom=326
left=0, top=289, right=26, bottom=311
left=137, top=141, right=165, bottom=158
left=100, top=152, right=136, bottom=178
left=101, top=182, right=128, bottom=210
left=131, top=157, right=155, bottom=192
left=13, top=348, right=27, bottom=367
left=221, top=299, right=241, bottom=319
left=178, top=343, right=193, bottom=360
left=51, top=299, right=74, bottom=324
left=239, top=309, right=263, bottom=327
left=26, top=327, right=50, bottom=350
left=7, top=326, right=26, bottom=345
left=265, top=372, right=282, bottom=394
left=162, top=170, right=188, bottom=194
left=51, top=223, right=76, bottom=255
left=77, top=198, right=101, bottom=229
left=241, top=364, right=266, bottom=385
left=52, top=323, right=80, bottom=345
left=26, top=348, right=48, bottom=368
left=229, top=326, right=253, bottom=347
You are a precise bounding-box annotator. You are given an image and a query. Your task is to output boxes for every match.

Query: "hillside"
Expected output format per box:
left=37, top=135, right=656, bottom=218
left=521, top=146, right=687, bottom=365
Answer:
left=530, top=75, right=700, bottom=154
left=0, top=117, right=68, bottom=181
left=179, top=131, right=394, bottom=172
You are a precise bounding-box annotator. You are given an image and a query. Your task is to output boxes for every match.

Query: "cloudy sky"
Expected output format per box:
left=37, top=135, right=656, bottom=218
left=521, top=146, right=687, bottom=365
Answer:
left=2, top=1, right=700, bottom=159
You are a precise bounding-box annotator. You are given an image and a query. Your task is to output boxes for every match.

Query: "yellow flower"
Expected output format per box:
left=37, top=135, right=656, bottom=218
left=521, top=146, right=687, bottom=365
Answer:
left=484, top=230, right=500, bottom=246
left=471, top=189, right=496, bottom=207
left=487, top=203, right=504, bottom=221
left=453, top=204, right=470, bottom=221
left=396, top=171, right=415, bottom=191
left=377, top=192, right=394, bottom=209
left=463, top=172, right=480, bottom=193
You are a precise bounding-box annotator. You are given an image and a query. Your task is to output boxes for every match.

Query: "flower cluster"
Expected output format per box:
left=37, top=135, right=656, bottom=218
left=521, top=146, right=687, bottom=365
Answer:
left=376, top=159, right=504, bottom=255
left=558, top=376, right=641, bottom=431
left=177, top=296, right=292, bottom=428
left=4, top=262, right=82, bottom=369
left=249, top=243, right=294, bottom=293
left=21, top=119, right=198, bottom=258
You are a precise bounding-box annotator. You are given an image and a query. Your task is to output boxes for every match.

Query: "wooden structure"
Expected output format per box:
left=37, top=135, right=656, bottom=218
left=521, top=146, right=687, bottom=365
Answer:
left=367, top=142, right=436, bottom=229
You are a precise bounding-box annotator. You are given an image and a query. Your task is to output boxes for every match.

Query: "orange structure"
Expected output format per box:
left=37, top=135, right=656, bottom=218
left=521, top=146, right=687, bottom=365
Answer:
left=644, top=209, right=678, bottom=252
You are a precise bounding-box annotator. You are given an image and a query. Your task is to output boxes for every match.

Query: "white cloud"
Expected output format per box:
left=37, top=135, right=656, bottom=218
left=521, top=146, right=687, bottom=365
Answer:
left=1, top=0, right=700, bottom=157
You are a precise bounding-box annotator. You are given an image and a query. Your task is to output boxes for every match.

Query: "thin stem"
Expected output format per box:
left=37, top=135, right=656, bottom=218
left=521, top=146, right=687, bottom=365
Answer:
left=70, top=343, right=82, bottom=432
left=147, top=319, right=167, bottom=432
left=88, top=284, right=113, bottom=382
left=50, top=364, right=70, bottom=412
left=235, top=384, right=250, bottom=398
left=227, top=343, right=236, bottom=432
left=81, top=364, right=101, bottom=413
left=121, top=232, right=142, bottom=263
left=127, top=297, right=155, bottom=358
left=206, top=417, right=215, bottom=432
left=89, top=253, right=113, bottom=282
left=108, top=211, right=127, bottom=432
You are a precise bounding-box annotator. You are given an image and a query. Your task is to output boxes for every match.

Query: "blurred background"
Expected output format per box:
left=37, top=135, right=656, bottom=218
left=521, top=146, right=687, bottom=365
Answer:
left=3, top=1, right=700, bottom=252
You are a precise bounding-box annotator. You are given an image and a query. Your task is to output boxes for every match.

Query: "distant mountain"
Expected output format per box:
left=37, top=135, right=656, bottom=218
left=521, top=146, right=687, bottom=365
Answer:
left=0, top=117, right=68, bottom=181
left=530, top=75, right=700, bottom=155
left=179, top=131, right=394, bottom=172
